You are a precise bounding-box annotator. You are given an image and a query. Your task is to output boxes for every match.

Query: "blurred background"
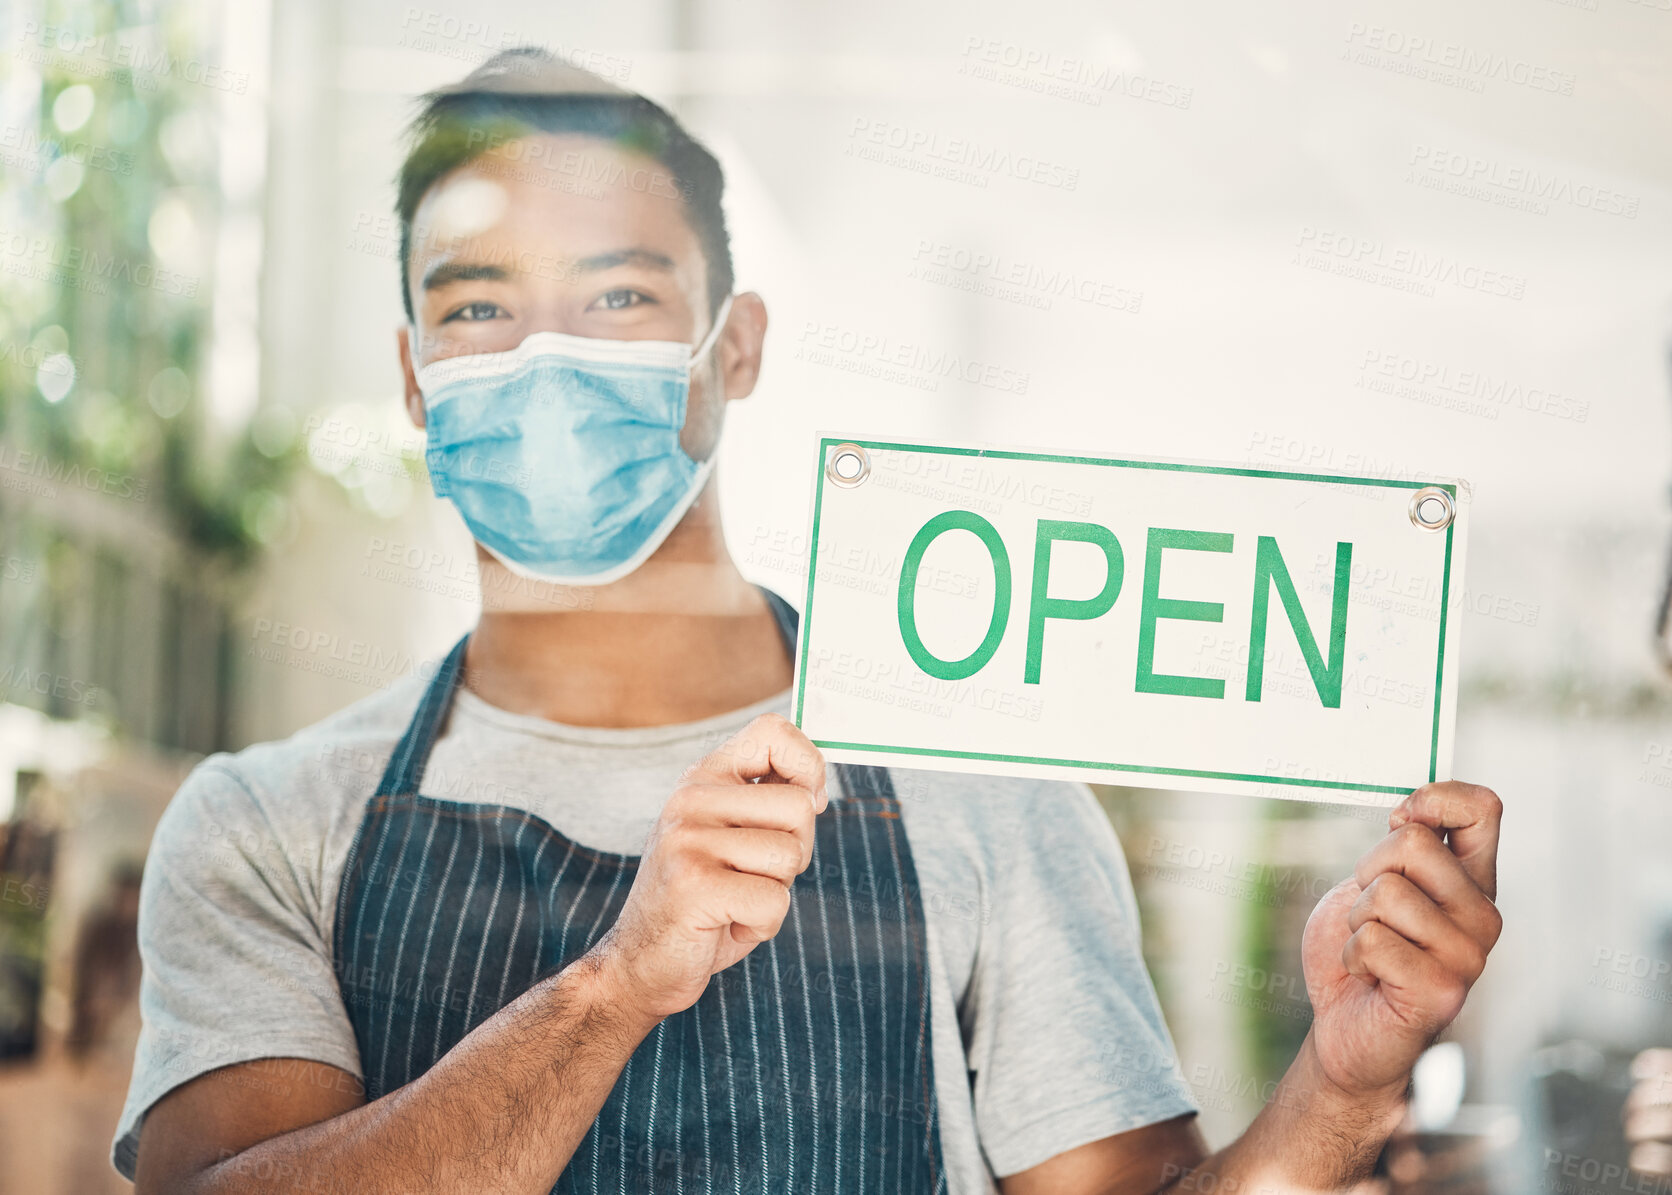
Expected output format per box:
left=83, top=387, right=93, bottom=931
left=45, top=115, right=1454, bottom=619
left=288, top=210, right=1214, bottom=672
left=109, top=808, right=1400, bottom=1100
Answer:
left=1, top=0, right=1670, bottom=1189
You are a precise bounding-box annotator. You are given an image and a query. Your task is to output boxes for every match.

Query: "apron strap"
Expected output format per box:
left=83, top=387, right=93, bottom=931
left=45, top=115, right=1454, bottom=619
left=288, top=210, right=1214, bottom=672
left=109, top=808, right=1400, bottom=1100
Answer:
left=756, top=583, right=799, bottom=658
left=374, top=633, right=471, bottom=796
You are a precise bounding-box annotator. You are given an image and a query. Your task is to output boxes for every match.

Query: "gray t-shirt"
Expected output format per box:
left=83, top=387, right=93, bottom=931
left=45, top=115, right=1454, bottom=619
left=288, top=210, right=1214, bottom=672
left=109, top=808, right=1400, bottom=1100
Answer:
left=113, top=668, right=1196, bottom=1189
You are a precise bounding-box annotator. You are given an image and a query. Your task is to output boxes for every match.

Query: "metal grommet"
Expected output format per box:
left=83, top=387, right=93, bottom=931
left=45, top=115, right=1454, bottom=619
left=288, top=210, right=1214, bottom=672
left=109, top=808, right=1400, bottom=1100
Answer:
left=1409, top=486, right=1455, bottom=531
left=826, top=443, right=870, bottom=488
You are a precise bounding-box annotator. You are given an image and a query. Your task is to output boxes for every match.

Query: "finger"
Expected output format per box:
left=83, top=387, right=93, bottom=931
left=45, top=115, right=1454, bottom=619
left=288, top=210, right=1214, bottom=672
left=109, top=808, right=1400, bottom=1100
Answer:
left=717, top=873, right=794, bottom=946
left=1354, top=823, right=1502, bottom=949
left=667, top=784, right=817, bottom=857
left=1341, top=920, right=1467, bottom=1032
left=1629, top=1142, right=1672, bottom=1178
left=1629, top=1072, right=1672, bottom=1113
left=683, top=714, right=828, bottom=808
left=1634, top=1049, right=1672, bottom=1080
left=1348, top=873, right=1488, bottom=983
left=1389, top=781, right=1502, bottom=900
left=1627, top=1104, right=1672, bottom=1143
left=686, top=826, right=810, bottom=885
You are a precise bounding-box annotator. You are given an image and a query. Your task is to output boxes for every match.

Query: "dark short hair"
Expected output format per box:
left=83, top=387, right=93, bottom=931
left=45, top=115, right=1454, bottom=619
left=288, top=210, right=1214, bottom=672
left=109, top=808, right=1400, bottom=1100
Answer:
left=394, top=47, right=733, bottom=324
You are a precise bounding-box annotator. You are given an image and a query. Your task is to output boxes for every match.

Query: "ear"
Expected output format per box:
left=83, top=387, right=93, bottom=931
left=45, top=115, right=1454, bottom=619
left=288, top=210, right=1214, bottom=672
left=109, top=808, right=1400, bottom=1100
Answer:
left=397, top=323, right=425, bottom=429
left=717, top=292, right=768, bottom=403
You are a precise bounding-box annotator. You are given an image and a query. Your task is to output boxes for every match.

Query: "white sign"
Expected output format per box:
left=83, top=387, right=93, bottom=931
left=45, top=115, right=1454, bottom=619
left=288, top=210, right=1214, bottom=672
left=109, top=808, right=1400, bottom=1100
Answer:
left=790, top=437, right=1470, bottom=805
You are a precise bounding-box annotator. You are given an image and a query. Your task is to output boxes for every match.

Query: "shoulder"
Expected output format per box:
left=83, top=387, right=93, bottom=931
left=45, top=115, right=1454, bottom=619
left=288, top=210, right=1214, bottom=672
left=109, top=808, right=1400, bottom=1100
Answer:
left=148, top=670, right=431, bottom=896
left=181, top=670, right=427, bottom=817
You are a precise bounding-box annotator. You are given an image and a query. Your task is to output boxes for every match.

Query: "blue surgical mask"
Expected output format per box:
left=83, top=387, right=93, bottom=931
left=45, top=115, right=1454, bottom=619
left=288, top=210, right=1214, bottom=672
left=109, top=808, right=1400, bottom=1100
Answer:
left=416, top=295, right=733, bottom=585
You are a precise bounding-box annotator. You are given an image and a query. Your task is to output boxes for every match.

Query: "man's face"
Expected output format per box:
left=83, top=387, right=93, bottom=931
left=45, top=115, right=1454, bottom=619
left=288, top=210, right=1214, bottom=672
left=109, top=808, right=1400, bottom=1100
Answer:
left=397, top=132, right=763, bottom=465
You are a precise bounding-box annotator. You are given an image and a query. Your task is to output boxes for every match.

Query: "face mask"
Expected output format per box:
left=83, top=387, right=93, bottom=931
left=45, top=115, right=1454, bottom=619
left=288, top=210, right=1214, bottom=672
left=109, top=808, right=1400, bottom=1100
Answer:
left=415, top=295, right=733, bottom=585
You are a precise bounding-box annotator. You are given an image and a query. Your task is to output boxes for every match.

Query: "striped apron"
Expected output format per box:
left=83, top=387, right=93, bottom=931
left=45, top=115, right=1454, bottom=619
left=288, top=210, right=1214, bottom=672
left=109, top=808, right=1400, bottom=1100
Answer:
left=332, top=588, right=947, bottom=1193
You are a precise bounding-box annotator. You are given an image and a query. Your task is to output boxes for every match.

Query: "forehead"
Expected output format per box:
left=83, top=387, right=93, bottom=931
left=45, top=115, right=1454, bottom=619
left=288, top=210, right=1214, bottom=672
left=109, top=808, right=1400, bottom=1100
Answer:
left=409, top=131, right=702, bottom=263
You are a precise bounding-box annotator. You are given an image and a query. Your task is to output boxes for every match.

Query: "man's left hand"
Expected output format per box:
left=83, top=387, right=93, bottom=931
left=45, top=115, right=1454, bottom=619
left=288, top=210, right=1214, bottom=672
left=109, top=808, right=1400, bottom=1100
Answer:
left=1301, top=781, right=1505, bottom=1102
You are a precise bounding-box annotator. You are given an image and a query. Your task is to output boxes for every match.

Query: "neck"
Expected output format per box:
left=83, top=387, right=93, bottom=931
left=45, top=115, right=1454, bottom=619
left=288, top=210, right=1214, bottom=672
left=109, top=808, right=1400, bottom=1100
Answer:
left=461, top=482, right=794, bottom=728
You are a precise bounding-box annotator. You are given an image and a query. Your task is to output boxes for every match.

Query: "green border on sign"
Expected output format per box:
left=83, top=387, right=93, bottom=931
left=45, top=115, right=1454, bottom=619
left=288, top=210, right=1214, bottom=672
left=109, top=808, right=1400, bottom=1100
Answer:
left=794, top=438, right=1457, bottom=797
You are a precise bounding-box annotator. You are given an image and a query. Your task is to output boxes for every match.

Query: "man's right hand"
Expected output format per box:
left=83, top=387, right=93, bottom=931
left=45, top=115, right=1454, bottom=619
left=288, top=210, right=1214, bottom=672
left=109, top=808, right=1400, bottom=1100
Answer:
left=587, top=713, right=828, bottom=1027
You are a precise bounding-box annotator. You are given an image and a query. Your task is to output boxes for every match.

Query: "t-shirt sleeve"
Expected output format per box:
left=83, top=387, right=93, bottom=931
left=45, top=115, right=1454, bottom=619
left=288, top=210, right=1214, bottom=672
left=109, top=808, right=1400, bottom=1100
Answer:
left=963, top=781, right=1198, bottom=1177
left=111, top=759, right=363, bottom=1180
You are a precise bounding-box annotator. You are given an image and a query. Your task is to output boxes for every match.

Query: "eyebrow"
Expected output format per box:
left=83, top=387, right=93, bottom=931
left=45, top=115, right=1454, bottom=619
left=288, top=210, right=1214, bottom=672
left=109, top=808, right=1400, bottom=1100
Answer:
left=420, top=247, right=678, bottom=293
left=422, top=261, right=510, bottom=291
left=575, top=248, right=677, bottom=273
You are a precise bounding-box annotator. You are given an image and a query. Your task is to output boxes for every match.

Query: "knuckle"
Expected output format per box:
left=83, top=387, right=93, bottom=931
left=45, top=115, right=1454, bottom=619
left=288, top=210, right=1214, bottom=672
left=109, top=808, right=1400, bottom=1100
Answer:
left=1362, top=873, right=1393, bottom=906
left=1462, top=939, right=1488, bottom=980
left=1394, top=821, right=1436, bottom=852
left=1482, top=900, right=1504, bottom=943
left=664, top=829, right=702, bottom=865
left=1360, top=919, right=1393, bottom=951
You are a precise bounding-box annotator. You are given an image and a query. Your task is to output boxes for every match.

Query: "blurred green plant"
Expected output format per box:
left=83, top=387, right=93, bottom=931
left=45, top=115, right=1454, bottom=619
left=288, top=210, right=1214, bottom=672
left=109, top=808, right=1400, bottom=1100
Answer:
left=0, top=0, right=296, bottom=568
left=1239, top=802, right=1317, bottom=1088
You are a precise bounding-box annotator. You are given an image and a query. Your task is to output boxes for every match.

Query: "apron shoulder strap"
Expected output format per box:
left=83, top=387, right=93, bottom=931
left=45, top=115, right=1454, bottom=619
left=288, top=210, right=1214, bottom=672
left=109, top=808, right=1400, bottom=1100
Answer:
left=757, top=583, right=800, bottom=656
left=375, top=633, right=471, bottom=797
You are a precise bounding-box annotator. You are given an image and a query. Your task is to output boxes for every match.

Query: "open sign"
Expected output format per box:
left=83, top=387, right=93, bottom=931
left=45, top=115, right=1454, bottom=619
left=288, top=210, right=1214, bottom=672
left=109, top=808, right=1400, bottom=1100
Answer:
left=790, top=438, right=1470, bottom=805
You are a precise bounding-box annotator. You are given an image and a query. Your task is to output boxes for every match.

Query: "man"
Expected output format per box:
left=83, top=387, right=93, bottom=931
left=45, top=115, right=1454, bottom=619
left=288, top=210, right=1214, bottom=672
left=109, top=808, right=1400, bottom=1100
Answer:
left=115, top=48, right=1504, bottom=1194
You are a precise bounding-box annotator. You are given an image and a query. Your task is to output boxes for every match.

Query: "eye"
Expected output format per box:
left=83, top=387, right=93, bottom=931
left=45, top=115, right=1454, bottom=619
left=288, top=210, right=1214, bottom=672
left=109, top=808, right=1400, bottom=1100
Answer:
left=591, top=289, right=651, bottom=312
left=441, top=301, right=507, bottom=323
